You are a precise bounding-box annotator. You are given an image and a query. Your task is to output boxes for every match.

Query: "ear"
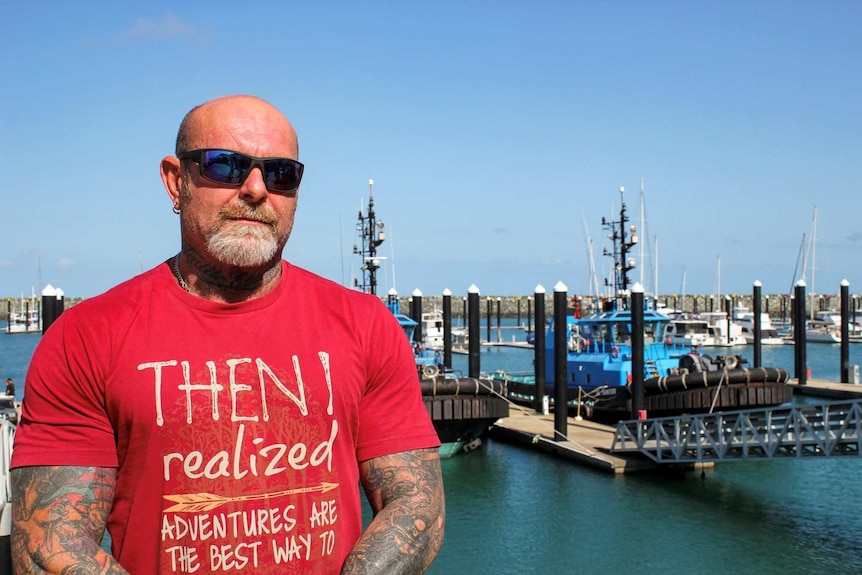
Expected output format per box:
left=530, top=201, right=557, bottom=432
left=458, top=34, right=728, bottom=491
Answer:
left=160, top=156, right=183, bottom=208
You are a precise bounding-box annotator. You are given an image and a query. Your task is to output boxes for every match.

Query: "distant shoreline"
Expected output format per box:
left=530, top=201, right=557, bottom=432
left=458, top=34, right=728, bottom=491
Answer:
left=0, top=292, right=835, bottom=321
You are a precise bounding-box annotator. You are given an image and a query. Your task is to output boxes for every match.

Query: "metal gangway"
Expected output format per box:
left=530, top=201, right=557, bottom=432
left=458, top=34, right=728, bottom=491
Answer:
left=1, top=417, right=15, bottom=542
left=611, top=400, right=862, bottom=463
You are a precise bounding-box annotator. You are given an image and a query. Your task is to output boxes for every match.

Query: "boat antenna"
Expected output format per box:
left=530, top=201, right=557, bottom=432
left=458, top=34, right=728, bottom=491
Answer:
left=353, top=179, right=386, bottom=296
left=601, top=186, right=638, bottom=308
left=638, top=177, right=645, bottom=289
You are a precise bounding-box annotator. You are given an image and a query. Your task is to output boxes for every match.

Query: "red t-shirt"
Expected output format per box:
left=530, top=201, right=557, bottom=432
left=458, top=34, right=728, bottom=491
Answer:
left=12, top=261, right=440, bottom=574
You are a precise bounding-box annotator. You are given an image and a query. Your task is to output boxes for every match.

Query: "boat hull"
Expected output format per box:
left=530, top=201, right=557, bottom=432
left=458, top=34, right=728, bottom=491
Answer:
left=421, top=377, right=509, bottom=457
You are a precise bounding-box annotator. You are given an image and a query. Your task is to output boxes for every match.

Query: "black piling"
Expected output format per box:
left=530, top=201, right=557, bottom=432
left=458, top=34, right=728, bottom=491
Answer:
left=468, top=286, right=481, bottom=378
left=496, top=297, right=502, bottom=342
left=485, top=297, right=492, bottom=343
left=461, top=297, right=467, bottom=328
left=41, top=286, right=59, bottom=333
left=516, top=297, right=521, bottom=327
left=793, top=281, right=808, bottom=385
left=724, top=296, right=732, bottom=343
left=753, top=281, right=762, bottom=368
left=534, top=286, right=546, bottom=414
left=527, top=296, right=533, bottom=333
left=412, top=290, right=423, bottom=345
left=841, top=280, right=850, bottom=383
left=442, top=289, right=453, bottom=370
left=631, top=284, right=645, bottom=420
left=553, top=283, right=568, bottom=441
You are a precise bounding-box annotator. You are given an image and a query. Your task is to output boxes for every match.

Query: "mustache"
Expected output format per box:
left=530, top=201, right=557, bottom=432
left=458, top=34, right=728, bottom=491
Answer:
left=218, top=203, right=278, bottom=226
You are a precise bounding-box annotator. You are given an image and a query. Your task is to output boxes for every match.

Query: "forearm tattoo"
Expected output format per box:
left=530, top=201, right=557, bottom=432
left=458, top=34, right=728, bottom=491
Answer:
left=11, top=466, right=128, bottom=574
left=343, top=448, right=445, bottom=574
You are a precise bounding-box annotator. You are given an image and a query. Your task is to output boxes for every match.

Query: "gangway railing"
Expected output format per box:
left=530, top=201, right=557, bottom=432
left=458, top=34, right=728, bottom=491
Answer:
left=1, top=417, right=15, bottom=505
left=611, top=400, right=862, bottom=463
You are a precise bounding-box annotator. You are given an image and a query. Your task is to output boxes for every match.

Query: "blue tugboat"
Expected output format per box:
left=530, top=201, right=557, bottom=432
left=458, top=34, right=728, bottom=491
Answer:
left=501, top=189, right=790, bottom=421
left=354, top=181, right=509, bottom=455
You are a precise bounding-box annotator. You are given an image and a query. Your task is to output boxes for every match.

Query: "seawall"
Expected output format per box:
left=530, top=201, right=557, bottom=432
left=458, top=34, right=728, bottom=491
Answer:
left=2, top=292, right=852, bottom=322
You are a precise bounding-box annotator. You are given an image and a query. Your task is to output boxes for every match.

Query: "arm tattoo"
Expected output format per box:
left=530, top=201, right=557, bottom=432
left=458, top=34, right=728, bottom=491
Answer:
left=11, top=466, right=129, bottom=574
left=343, top=448, right=445, bottom=574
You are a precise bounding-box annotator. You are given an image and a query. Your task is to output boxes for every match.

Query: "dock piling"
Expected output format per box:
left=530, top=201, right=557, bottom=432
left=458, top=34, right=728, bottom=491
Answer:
left=553, top=282, right=568, bottom=441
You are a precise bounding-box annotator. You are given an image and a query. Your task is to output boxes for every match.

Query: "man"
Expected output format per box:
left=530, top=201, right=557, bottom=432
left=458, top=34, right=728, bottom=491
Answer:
left=11, top=95, right=445, bottom=574
left=4, top=378, right=13, bottom=396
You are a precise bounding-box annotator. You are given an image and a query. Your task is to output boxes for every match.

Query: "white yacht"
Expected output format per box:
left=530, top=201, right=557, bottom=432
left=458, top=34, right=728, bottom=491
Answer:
left=662, top=314, right=714, bottom=347
left=699, top=311, right=747, bottom=347
left=804, top=311, right=862, bottom=344
left=732, top=306, right=785, bottom=345
left=421, top=309, right=446, bottom=350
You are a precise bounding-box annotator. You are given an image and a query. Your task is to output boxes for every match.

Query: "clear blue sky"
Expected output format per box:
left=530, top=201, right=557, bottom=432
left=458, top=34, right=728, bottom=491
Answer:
left=2, top=1, right=860, bottom=300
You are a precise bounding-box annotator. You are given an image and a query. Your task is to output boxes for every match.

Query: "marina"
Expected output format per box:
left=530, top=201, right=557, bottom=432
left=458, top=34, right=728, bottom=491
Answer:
left=5, top=3, right=862, bottom=572
left=4, top=291, right=41, bottom=334
left=6, top=314, right=862, bottom=573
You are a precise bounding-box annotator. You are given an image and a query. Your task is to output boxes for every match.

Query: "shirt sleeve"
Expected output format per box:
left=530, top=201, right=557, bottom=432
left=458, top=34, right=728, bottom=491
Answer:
left=11, top=308, right=119, bottom=469
left=354, top=300, right=440, bottom=461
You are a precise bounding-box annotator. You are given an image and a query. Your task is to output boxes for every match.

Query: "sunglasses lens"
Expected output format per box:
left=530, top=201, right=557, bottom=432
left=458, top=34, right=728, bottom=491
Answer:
left=189, top=150, right=303, bottom=192
left=264, top=159, right=303, bottom=192
left=200, top=151, right=251, bottom=184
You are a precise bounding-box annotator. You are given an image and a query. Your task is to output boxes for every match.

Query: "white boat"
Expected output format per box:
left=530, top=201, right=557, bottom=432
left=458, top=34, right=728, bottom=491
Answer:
left=0, top=408, right=15, bottom=562
left=662, top=314, right=713, bottom=347
left=805, top=319, right=842, bottom=343
left=804, top=311, right=862, bottom=344
left=421, top=309, right=446, bottom=350
left=5, top=289, right=41, bottom=334
left=699, top=311, right=747, bottom=347
left=732, top=306, right=785, bottom=345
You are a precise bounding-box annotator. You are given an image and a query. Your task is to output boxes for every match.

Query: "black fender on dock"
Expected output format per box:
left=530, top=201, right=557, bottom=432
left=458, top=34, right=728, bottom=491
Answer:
left=419, top=376, right=506, bottom=396
left=638, top=367, right=790, bottom=395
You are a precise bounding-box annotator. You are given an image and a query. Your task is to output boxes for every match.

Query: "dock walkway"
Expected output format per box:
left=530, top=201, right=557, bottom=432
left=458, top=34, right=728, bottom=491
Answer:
left=490, top=408, right=662, bottom=475
left=489, top=378, right=862, bottom=475
left=787, top=378, right=862, bottom=399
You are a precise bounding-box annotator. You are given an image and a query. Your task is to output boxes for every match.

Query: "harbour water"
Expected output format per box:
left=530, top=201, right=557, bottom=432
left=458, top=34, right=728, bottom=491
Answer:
left=4, top=326, right=862, bottom=573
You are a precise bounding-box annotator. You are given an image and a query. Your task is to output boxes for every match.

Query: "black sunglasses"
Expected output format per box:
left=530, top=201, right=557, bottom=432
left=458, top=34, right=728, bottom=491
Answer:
left=178, top=149, right=304, bottom=193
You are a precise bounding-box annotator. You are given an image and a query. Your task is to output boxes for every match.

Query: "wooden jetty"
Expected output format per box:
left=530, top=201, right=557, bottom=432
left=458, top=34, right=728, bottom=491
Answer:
left=490, top=407, right=681, bottom=475
left=490, top=378, right=862, bottom=475
left=787, top=378, right=862, bottom=399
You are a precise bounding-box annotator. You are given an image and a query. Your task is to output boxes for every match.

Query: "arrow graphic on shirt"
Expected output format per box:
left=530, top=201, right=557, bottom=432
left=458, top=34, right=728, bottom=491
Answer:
left=162, top=482, right=340, bottom=513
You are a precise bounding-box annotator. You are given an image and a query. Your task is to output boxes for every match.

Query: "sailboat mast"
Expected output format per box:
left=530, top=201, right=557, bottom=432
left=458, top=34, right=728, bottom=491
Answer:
left=810, top=205, right=817, bottom=320
left=715, top=255, right=722, bottom=301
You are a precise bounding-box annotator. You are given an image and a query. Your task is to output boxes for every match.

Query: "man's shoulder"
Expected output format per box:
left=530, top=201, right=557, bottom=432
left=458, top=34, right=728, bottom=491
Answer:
left=61, top=265, right=168, bottom=325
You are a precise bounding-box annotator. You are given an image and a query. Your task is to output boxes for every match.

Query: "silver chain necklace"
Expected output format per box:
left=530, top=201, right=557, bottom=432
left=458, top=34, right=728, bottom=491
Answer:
left=172, top=254, right=190, bottom=292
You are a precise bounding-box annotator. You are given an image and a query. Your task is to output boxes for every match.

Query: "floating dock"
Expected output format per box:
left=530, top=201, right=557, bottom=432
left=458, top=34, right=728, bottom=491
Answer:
left=787, top=378, right=862, bottom=399
left=490, top=407, right=667, bottom=475
left=490, top=378, right=862, bottom=475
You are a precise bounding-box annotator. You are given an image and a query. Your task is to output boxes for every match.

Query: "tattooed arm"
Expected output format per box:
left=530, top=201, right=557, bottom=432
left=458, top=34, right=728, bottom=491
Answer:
left=342, top=447, right=445, bottom=574
left=11, top=466, right=129, bottom=575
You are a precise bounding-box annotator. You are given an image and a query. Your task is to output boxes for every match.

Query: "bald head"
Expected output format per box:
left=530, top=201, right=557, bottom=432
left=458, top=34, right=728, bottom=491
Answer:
left=175, top=95, right=299, bottom=157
